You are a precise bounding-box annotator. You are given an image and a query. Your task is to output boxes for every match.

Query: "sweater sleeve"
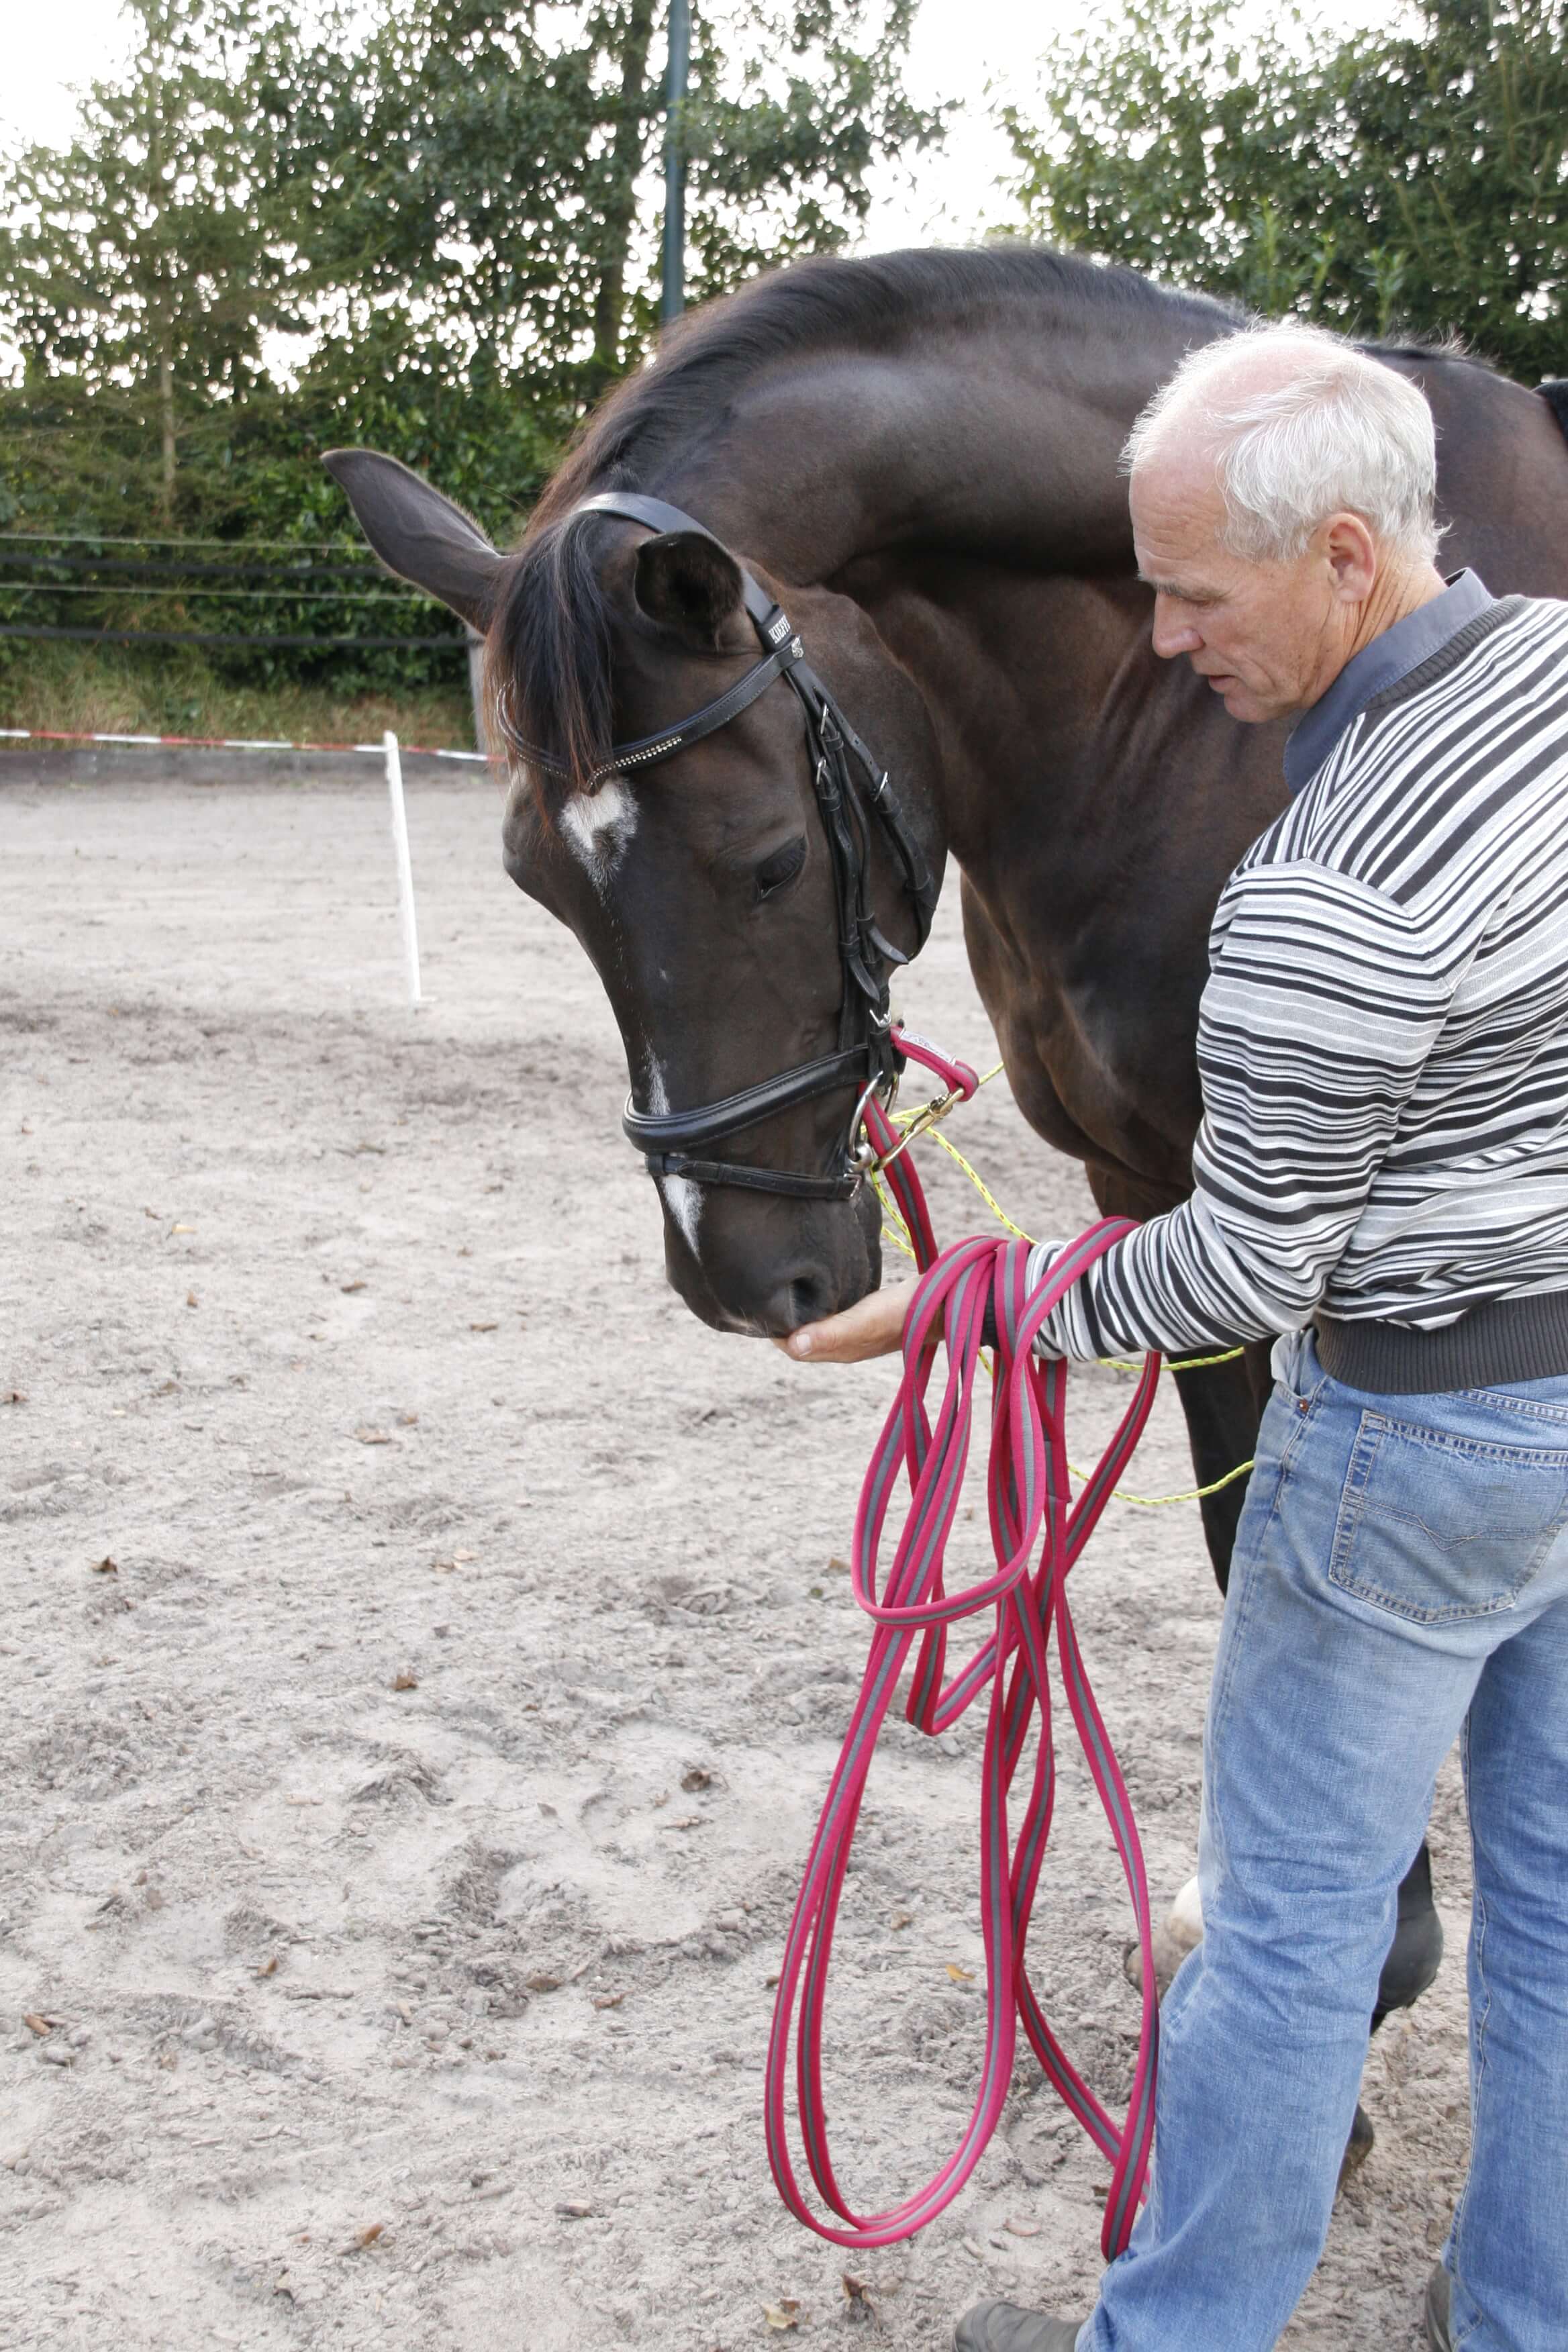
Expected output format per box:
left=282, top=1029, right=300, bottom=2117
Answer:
left=1028, top=861, right=1458, bottom=1361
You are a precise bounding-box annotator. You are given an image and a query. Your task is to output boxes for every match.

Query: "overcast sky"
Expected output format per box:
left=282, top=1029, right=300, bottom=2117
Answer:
left=2, top=0, right=1395, bottom=253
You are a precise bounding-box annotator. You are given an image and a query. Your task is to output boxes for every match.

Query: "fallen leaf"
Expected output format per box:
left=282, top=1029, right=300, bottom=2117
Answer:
left=469, top=1321, right=499, bottom=1333
left=827, top=1555, right=852, bottom=1574
left=338, top=2222, right=383, bottom=2254
left=555, top=2199, right=593, bottom=2219
left=185, top=1291, right=199, bottom=1308
left=91, top=1555, right=117, bottom=1575
left=1003, top=2217, right=1041, bottom=2238
left=945, top=1963, right=975, bottom=1983
left=526, top=1973, right=561, bottom=1994
left=23, top=2014, right=51, bottom=2037
left=355, top=1426, right=392, bottom=1445
left=391, top=1671, right=418, bottom=1692
left=890, top=1908, right=914, bottom=1930
left=842, top=2271, right=874, bottom=2310
left=256, top=1955, right=279, bottom=1979
left=763, top=2300, right=802, bottom=2331
left=340, top=1279, right=367, bottom=1294
left=591, top=1992, right=624, bottom=2011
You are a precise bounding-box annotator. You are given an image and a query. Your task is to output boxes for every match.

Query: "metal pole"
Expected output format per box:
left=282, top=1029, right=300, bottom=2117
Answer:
left=383, top=730, right=422, bottom=1007
left=660, top=0, right=690, bottom=326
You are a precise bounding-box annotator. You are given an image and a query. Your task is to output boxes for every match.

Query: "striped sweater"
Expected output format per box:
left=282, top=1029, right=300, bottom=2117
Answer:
left=1032, top=578, right=1568, bottom=1364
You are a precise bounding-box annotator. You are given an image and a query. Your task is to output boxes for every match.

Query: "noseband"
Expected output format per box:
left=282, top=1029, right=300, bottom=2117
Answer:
left=513, top=491, right=938, bottom=1203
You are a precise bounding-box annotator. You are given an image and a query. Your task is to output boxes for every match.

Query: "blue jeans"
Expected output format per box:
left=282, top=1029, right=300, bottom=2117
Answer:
left=1083, top=1331, right=1568, bottom=2352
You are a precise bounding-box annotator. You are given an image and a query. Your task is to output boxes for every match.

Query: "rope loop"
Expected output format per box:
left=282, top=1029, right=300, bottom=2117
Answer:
left=766, top=1095, right=1162, bottom=2256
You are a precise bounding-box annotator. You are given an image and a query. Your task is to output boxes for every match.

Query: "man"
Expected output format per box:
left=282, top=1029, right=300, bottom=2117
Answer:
left=778, top=322, right=1568, bottom=2352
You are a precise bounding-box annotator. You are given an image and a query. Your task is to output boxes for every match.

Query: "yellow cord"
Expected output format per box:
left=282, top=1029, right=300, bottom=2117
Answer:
left=1066, top=1452, right=1257, bottom=1507
left=867, top=1052, right=1256, bottom=1508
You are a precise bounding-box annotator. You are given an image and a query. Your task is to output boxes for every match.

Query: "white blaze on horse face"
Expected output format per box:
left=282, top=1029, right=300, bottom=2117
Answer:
left=559, top=776, right=636, bottom=889
left=644, top=1057, right=703, bottom=1256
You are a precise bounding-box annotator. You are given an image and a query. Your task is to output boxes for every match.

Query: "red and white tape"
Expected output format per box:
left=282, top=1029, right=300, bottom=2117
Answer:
left=0, top=726, right=486, bottom=763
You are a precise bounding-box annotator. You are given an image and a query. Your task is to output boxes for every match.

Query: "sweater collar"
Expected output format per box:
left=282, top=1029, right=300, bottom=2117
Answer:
left=1283, top=569, right=1497, bottom=796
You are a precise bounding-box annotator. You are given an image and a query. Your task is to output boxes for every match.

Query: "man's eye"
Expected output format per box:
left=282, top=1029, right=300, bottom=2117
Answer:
left=755, top=838, right=806, bottom=901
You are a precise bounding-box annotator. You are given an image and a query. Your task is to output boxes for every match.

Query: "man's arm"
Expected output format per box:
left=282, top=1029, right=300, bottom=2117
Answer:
left=1028, top=861, right=1455, bottom=1359
left=779, top=859, right=1454, bottom=1365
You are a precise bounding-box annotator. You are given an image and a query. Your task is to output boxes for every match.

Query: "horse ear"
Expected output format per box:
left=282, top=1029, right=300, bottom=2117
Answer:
left=633, top=530, right=748, bottom=651
left=322, top=448, right=505, bottom=634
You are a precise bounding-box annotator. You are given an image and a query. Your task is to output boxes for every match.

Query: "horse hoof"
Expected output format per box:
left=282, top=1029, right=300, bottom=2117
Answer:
left=1375, top=1890, right=1444, bottom=2024
left=1337, top=2102, right=1375, bottom=2193
left=1123, top=1875, right=1205, bottom=1999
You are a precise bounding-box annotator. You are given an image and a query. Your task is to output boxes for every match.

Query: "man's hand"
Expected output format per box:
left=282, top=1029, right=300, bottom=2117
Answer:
left=773, top=1282, right=913, bottom=1363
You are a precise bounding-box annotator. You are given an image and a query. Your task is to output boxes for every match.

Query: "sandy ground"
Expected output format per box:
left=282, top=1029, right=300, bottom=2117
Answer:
left=1, top=767, right=1473, bottom=2351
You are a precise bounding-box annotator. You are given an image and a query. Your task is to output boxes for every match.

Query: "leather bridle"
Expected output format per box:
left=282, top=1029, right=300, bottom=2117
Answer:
left=507, top=492, right=938, bottom=1204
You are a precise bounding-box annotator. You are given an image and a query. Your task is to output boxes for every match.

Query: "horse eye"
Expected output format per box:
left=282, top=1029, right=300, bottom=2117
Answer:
left=754, top=836, right=807, bottom=901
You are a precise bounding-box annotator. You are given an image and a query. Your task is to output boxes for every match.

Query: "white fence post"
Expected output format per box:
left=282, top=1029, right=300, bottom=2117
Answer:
left=383, top=730, right=422, bottom=1006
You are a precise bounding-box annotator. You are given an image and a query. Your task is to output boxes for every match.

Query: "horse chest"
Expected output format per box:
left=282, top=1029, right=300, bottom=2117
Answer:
left=959, top=877, right=1201, bottom=1202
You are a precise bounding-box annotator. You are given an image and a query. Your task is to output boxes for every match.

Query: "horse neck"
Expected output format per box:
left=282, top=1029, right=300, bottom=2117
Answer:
left=647, top=297, right=1226, bottom=873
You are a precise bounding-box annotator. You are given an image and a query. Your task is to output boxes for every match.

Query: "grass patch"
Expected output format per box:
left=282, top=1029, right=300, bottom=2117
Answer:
left=0, top=640, right=478, bottom=750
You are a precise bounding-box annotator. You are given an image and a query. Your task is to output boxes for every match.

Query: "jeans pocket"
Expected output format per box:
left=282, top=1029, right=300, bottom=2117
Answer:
left=1329, top=1407, right=1568, bottom=1624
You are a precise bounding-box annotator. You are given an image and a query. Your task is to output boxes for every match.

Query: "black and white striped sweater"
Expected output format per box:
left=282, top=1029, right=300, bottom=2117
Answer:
left=1032, top=577, right=1568, bottom=1369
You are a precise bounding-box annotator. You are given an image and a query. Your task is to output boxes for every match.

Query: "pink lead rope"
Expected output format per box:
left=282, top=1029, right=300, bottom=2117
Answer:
left=765, top=1048, right=1163, bottom=2259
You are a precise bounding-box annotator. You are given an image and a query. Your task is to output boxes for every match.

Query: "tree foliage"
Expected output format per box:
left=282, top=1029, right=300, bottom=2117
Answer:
left=1003, top=0, right=1568, bottom=382
left=0, top=0, right=942, bottom=533
left=0, top=0, right=307, bottom=520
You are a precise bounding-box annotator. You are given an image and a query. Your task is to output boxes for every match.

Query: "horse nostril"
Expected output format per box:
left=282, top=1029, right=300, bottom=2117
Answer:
left=787, top=1274, right=830, bottom=1329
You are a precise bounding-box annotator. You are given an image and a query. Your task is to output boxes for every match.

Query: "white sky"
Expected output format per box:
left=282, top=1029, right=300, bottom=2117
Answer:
left=1, top=0, right=1395, bottom=252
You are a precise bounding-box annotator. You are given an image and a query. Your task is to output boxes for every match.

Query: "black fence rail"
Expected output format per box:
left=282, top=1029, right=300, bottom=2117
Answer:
left=0, top=530, right=470, bottom=679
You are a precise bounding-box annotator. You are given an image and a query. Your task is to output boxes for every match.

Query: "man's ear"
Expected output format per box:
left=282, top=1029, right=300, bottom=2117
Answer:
left=1323, top=509, right=1378, bottom=604
left=633, top=530, right=750, bottom=651
left=322, top=448, right=505, bottom=633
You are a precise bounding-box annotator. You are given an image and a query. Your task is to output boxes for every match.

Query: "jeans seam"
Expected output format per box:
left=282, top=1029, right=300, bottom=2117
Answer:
left=1453, top=1709, right=1487, bottom=2351
left=1205, top=1459, right=1285, bottom=1839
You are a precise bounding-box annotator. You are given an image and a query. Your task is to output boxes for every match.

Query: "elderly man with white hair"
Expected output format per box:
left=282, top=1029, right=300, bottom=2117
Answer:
left=781, top=320, right=1568, bottom=2351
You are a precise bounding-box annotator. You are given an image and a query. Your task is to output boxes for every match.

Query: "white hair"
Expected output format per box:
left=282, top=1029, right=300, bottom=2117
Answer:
left=1122, top=321, right=1442, bottom=567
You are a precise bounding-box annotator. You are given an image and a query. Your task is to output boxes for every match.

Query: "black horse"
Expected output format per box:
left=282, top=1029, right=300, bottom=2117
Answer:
left=325, top=244, right=1568, bottom=2153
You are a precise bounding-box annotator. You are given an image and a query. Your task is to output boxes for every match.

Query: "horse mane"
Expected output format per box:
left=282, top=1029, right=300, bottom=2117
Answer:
left=487, top=245, right=1236, bottom=798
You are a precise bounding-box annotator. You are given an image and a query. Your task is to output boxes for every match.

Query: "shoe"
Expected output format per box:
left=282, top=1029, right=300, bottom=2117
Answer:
left=953, top=2302, right=1086, bottom=2352
left=1425, top=2263, right=1453, bottom=2352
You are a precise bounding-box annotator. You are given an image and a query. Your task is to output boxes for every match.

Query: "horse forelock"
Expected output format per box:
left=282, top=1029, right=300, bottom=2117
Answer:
left=485, top=504, right=623, bottom=809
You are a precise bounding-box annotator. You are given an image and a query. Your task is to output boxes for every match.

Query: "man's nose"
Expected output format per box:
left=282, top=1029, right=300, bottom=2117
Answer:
left=1151, top=596, right=1202, bottom=661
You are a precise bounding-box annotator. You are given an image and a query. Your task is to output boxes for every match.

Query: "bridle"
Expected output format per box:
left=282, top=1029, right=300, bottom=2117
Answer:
left=510, top=492, right=939, bottom=1204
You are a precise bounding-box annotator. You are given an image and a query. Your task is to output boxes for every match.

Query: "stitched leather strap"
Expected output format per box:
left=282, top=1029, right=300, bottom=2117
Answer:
left=623, top=1044, right=871, bottom=1157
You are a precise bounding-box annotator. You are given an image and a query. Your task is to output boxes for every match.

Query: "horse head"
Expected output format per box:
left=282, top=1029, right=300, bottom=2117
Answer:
left=324, top=449, right=945, bottom=1336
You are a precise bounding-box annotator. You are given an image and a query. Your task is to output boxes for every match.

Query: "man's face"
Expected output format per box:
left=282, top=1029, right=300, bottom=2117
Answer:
left=1130, top=450, right=1347, bottom=724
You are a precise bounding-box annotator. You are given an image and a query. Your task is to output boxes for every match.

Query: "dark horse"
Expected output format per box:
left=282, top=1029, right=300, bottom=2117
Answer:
left=326, top=245, right=1568, bottom=2148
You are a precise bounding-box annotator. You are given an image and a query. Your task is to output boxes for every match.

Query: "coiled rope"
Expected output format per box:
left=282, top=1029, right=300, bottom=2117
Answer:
left=766, top=1074, right=1161, bottom=2259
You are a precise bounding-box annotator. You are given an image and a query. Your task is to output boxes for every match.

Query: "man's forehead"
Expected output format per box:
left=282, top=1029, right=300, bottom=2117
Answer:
left=1129, top=448, right=1230, bottom=589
